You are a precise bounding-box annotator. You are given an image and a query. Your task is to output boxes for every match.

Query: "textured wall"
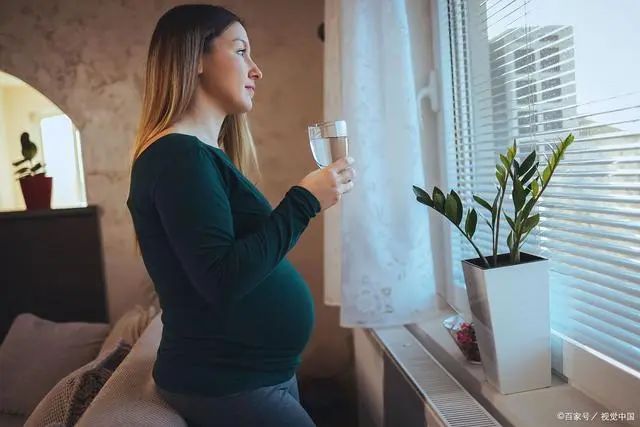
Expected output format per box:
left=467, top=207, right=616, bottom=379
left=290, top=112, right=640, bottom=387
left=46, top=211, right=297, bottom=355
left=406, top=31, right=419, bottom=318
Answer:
left=0, top=0, right=351, bottom=379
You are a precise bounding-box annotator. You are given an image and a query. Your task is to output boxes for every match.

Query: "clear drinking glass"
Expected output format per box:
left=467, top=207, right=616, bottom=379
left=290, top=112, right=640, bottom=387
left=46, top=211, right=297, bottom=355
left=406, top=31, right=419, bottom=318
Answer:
left=307, top=120, right=348, bottom=168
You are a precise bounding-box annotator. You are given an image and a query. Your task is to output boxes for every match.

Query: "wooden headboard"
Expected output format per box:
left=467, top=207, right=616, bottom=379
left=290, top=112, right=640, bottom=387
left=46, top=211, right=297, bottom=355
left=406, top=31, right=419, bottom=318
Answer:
left=0, top=206, right=108, bottom=343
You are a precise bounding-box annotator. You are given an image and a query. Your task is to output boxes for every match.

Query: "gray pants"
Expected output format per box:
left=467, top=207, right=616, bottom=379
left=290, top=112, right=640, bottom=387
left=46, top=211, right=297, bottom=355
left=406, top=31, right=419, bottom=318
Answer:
left=157, top=375, right=316, bottom=427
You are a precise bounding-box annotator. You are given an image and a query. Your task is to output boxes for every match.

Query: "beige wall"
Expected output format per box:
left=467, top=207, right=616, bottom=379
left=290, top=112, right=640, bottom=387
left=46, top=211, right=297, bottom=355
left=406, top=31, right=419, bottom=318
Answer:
left=0, top=0, right=351, bottom=379
left=0, top=88, right=11, bottom=209
left=0, top=82, right=63, bottom=210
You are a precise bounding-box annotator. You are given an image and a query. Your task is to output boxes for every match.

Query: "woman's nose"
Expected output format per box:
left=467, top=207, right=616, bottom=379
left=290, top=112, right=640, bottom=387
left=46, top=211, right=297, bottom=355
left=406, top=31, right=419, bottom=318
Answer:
left=249, top=62, right=263, bottom=80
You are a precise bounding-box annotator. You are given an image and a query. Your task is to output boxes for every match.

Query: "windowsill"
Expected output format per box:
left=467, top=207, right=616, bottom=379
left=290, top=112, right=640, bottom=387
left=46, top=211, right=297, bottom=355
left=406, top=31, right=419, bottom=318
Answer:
left=370, top=296, right=636, bottom=427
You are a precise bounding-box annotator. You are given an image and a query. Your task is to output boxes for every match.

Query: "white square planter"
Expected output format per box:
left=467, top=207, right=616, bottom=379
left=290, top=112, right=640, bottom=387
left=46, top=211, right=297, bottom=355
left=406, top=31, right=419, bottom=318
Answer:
left=462, top=252, right=551, bottom=394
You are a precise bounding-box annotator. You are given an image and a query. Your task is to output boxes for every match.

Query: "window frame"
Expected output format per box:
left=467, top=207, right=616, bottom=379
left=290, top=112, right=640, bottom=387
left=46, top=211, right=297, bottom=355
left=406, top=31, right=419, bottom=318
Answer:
left=431, top=0, right=640, bottom=410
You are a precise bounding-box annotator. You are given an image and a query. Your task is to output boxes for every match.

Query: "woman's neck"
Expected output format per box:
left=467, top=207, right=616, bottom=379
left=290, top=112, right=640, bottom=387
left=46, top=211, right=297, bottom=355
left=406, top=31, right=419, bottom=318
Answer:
left=170, top=89, right=226, bottom=149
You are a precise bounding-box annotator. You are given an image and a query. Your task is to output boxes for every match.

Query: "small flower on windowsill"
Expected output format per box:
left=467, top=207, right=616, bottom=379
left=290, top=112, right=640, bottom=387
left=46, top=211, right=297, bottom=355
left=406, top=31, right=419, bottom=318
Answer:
left=454, top=322, right=481, bottom=364
left=443, top=315, right=481, bottom=364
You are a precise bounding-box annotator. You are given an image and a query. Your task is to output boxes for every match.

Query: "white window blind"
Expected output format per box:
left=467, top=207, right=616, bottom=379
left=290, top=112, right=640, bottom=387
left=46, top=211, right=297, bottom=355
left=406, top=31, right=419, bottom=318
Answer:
left=444, top=0, right=640, bottom=372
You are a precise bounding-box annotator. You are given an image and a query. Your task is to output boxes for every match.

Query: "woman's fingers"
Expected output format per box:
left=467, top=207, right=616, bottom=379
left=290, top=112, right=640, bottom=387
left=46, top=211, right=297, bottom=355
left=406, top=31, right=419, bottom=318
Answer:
left=330, top=157, right=355, bottom=174
left=339, top=167, right=356, bottom=183
left=338, top=180, right=355, bottom=195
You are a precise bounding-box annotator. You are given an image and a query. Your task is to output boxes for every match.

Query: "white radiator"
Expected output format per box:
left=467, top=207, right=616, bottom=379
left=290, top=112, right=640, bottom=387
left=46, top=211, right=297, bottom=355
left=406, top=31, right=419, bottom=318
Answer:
left=370, top=327, right=503, bottom=427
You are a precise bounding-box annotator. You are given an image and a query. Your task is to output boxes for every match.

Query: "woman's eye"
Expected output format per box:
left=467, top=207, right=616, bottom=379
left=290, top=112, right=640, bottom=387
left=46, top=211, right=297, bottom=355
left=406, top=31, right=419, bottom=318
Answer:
left=237, top=49, right=246, bottom=56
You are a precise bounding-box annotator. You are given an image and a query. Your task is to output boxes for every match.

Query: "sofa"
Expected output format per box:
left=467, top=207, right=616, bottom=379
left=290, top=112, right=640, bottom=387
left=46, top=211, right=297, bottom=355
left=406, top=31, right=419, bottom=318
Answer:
left=0, top=309, right=188, bottom=427
left=75, top=314, right=186, bottom=426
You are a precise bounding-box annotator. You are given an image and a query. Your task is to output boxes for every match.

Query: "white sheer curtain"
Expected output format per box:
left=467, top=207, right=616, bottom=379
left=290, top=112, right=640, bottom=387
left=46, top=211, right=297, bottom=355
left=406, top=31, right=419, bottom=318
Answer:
left=323, top=0, right=436, bottom=327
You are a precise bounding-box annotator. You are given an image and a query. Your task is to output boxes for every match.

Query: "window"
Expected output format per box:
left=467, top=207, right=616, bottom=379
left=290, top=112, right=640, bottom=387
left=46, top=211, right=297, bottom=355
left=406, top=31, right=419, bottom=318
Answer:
left=39, top=114, right=86, bottom=208
left=441, top=0, right=640, bottom=377
left=541, top=77, right=562, bottom=101
left=541, top=47, right=560, bottom=72
left=516, top=80, right=537, bottom=105
left=518, top=111, right=537, bottom=134
left=542, top=110, right=563, bottom=131
left=541, top=34, right=559, bottom=43
left=514, top=48, right=535, bottom=73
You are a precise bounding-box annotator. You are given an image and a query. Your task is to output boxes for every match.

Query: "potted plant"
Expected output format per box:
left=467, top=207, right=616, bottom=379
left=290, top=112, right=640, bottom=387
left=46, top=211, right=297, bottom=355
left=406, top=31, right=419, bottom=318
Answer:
left=413, top=134, right=574, bottom=394
left=12, top=132, right=51, bottom=210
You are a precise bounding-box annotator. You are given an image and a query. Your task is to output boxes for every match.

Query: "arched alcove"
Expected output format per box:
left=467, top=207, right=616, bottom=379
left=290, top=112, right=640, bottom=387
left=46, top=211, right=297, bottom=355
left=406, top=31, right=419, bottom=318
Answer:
left=0, top=70, right=87, bottom=211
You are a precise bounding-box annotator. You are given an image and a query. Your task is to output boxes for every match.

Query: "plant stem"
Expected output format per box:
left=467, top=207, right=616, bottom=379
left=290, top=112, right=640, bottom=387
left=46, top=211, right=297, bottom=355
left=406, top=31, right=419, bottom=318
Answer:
left=493, top=155, right=514, bottom=266
left=493, top=186, right=506, bottom=266
left=452, top=222, right=491, bottom=268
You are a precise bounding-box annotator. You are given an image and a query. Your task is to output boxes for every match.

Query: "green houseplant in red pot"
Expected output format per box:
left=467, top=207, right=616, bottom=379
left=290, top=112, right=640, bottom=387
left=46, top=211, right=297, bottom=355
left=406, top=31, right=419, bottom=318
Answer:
left=12, top=132, right=51, bottom=210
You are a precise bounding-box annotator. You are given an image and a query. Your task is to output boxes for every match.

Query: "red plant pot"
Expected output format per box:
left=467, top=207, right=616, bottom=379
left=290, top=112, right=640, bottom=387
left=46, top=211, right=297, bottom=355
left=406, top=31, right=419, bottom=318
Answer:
left=19, top=173, right=52, bottom=210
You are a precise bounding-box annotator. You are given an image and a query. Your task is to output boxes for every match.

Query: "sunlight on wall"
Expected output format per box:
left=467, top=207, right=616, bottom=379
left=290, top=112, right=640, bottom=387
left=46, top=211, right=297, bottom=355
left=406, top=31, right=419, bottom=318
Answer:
left=40, top=114, right=87, bottom=208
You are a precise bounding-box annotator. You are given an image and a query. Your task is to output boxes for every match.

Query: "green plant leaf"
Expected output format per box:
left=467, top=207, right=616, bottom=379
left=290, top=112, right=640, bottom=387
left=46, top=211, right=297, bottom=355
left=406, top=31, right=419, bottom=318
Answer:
left=445, top=193, right=462, bottom=226
left=521, top=161, right=539, bottom=184
left=530, top=179, right=540, bottom=198
left=31, top=163, right=42, bottom=172
left=444, top=194, right=456, bottom=224
left=15, top=167, right=29, bottom=175
left=491, top=191, right=500, bottom=224
left=562, top=133, right=575, bottom=151
left=12, top=159, right=27, bottom=167
left=507, top=140, right=517, bottom=160
left=507, top=231, right=514, bottom=251
left=542, top=165, right=551, bottom=183
left=499, top=154, right=510, bottom=170
left=416, top=196, right=433, bottom=207
left=433, top=187, right=446, bottom=213
left=496, top=165, right=507, bottom=187
left=504, top=213, right=516, bottom=231
left=522, top=214, right=540, bottom=234
left=513, top=159, right=520, bottom=177
left=412, top=185, right=429, bottom=199
left=465, top=209, right=478, bottom=238
left=520, top=197, right=537, bottom=223
left=473, top=195, right=493, bottom=213
left=414, top=186, right=434, bottom=207
left=512, top=177, right=526, bottom=213
left=451, top=190, right=464, bottom=225
left=519, top=150, right=537, bottom=176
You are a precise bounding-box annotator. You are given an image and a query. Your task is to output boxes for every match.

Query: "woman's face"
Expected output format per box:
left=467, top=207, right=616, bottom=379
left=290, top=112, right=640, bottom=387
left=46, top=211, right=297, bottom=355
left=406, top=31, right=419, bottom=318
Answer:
left=199, top=22, right=263, bottom=114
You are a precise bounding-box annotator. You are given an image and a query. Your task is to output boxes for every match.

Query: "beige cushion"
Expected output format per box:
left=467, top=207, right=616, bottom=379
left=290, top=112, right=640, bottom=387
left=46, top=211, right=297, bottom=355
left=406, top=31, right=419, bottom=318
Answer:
left=76, top=315, right=187, bottom=427
left=24, top=339, right=131, bottom=427
left=0, top=313, right=109, bottom=416
left=99, top=305, right=157, bottom=356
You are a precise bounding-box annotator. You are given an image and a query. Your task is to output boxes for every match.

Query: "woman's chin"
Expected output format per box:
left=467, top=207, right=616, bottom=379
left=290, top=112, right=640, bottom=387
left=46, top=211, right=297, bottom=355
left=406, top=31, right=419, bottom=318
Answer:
left=229, top=99, right=253, bottom=114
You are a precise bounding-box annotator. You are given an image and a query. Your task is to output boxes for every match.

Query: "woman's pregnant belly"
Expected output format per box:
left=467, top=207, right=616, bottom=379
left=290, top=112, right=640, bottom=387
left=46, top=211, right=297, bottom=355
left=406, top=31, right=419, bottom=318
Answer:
left=223, top=259, right=315, bottom=356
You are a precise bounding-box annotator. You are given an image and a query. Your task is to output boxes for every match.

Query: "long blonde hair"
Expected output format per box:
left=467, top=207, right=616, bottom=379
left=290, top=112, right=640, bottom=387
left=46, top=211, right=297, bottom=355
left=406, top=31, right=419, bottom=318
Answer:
left=131, top=4, right=259, bottom=177
left=131, top=5, right=260, bottom=256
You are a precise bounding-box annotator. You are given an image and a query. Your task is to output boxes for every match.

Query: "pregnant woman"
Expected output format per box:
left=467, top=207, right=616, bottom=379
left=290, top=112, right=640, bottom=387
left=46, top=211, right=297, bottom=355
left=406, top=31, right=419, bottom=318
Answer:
left=126, top=4, right=356, bottom=427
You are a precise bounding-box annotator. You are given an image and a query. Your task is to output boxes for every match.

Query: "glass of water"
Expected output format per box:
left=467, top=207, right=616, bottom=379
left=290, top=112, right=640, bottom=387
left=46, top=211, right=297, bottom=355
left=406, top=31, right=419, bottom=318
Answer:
left=307, top=120, right=348, bottom=168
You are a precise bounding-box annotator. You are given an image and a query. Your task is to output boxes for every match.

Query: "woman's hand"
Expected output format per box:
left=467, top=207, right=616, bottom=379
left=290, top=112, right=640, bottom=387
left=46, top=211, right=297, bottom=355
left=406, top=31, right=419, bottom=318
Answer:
left=298, top=157, right=356, bottom=211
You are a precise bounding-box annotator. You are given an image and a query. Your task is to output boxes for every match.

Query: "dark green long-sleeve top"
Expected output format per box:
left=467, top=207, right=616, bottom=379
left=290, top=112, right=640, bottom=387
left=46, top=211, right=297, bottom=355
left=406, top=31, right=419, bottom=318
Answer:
left=126, top=133, right=320, bottom=397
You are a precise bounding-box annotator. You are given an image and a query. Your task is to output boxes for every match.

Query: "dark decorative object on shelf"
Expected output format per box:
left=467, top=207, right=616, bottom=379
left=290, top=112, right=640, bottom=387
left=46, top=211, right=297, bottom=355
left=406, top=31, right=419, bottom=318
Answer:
left=317, top=22, right=324, bottom=42
left=12, top=132, right=52, bottom=210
